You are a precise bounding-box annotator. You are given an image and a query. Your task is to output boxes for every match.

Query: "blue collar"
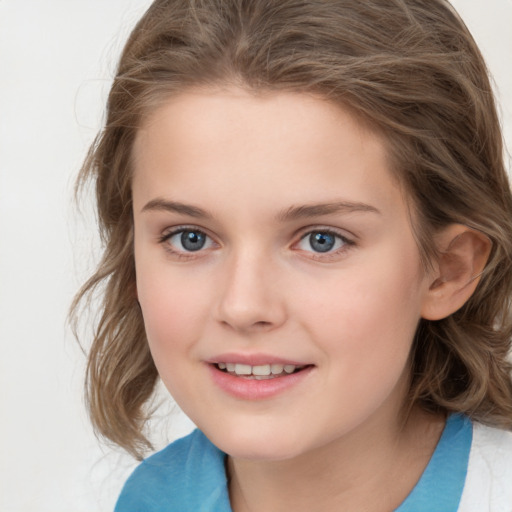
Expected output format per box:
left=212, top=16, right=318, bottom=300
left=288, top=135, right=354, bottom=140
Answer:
left=206, top=413, right=472, bottom=512
left=396, top=413, right=472, bottom=512
left=117, top=413, right=472, bottom=511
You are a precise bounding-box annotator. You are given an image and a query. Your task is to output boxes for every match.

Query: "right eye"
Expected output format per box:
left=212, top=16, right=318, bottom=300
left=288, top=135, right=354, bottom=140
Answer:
left=296, top=230, right=351, bottom=254
left=161, top=228, right=215, bottom=253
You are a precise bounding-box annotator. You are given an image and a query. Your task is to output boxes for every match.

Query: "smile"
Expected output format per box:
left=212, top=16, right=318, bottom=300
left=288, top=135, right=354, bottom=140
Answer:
left=208, top=360, right=314, bottom=400
left=215, top=362, right=306, bottom=379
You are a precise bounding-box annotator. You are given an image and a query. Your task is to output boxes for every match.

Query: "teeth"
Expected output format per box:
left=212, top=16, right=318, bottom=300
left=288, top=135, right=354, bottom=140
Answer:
left=234, top=363, right=252, bottom=375
left=217, top=362, right=303, bottom=376
left=271, top=364, right=284, bottom=374
left=252, top=364, right=271, bottom=376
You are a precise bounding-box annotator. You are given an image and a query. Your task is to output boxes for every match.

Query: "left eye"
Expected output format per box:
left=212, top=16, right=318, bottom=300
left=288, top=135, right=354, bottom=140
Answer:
left=297, top=231, right=347, bottom=253
left=165, top=229, right=214, bottom=252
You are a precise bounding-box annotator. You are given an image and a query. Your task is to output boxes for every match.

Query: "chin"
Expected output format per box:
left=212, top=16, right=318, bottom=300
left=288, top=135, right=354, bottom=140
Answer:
left=204, top=422, right=307, bottom=461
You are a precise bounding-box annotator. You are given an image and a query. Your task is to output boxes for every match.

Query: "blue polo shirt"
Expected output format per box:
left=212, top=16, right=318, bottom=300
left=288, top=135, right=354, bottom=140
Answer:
left=114, top=414, right=472, bottom=512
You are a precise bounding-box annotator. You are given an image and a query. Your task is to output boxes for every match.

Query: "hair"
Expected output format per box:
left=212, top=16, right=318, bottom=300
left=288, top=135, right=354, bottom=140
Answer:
left=71, top=0, right=512, bottom=459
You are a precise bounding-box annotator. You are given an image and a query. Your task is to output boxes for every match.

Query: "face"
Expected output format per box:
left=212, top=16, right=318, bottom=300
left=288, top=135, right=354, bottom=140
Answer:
left=132, top=88, right=433, bottom=461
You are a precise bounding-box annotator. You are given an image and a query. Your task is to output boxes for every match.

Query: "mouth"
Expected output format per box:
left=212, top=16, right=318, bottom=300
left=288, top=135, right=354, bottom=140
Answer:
left=207, top=354, right=315, bottom=399
left=213, top=362, right=310, bottom=380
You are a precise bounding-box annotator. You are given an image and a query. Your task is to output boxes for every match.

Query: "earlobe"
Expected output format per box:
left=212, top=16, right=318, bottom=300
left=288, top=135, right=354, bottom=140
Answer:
left=421, top=225, right=492, bottom=321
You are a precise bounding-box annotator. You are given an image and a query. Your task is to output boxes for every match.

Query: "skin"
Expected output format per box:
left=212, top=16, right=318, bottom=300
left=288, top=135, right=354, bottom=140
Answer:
left=132, top=88, right=449, bottom=511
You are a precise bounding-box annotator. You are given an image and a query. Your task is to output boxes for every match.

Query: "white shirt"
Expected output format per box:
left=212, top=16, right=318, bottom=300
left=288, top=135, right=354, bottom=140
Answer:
left=459, top=422, right=512, bottom=511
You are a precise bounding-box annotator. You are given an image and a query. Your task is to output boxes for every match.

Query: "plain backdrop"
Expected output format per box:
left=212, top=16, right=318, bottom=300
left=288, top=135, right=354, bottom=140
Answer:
left=0, top=1, right=510, bottom=511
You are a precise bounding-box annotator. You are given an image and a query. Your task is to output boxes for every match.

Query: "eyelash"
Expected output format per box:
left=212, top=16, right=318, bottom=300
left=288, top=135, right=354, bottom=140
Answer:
left=158, top=226, right=355, bottom=260
left=294, top=228, right=355, bottom=260
left=158, top=226, right=215, bottom=260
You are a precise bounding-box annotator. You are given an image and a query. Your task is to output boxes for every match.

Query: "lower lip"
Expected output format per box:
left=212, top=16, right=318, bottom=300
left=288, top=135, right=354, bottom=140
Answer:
left=207, top=364, right=314, bottom=400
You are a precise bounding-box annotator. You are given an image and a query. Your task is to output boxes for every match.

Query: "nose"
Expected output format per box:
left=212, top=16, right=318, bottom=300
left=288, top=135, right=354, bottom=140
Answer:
left=215, top=249, right=287, bottom=333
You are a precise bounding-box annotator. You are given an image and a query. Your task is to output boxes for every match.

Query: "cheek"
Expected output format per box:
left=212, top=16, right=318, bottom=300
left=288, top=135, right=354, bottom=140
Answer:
left=293, top=253, right=425, bottom=367
left=136, top=267, right=214, bottom=410
left=300, top=263, right=424, bottom=423
left=135, top=261, right=212, bottom=362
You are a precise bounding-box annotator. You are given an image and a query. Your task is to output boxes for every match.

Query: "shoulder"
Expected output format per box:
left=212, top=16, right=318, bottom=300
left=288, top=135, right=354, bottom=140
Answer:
left=114, top=429, right=231, bottom=512
left=458, top=422, right=512, bottom=512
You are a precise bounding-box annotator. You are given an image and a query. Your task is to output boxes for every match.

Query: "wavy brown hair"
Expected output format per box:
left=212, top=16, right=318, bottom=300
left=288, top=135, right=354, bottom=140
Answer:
left=71, top=0, right=512, bottom=459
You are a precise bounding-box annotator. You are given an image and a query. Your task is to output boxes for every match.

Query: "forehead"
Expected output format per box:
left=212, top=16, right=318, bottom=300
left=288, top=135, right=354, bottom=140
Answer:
left=134, top=88, right=384, bottom=157
left=131, top=88, right=404, bottom=220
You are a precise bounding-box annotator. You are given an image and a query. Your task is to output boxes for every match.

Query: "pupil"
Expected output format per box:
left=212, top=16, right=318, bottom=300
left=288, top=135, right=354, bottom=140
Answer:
left=181, top=231, right=206, bottom=251
left=310, top=232, right=335, bottom=253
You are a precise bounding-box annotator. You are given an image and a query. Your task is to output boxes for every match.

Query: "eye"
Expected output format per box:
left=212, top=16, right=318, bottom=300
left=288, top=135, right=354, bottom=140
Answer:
left=297, top=230, right=350, bottom=253
left=162, top=228, right=214, bottom=253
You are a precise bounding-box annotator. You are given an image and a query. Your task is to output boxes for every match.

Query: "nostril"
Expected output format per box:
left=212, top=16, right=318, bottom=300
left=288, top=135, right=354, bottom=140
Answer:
left=220, top=318, right=274, bottom=332
left=254, top=321, right=271, bottom=327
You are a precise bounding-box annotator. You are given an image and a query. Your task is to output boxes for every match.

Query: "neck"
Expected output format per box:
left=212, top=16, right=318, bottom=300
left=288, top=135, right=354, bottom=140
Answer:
left=227, top=406, right=445, bottom=512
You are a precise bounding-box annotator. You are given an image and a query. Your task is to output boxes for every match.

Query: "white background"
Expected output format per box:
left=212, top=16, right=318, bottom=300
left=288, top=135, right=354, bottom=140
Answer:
left=0, top=1, right=510, bottom=511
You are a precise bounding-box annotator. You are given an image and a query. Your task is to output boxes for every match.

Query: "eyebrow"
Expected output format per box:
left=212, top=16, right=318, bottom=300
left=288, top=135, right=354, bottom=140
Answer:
left=276, top=201, right=380, bottom=221
left=141, top=198, right=213, bottom=218
left=141, top=198, right=380, bottom=220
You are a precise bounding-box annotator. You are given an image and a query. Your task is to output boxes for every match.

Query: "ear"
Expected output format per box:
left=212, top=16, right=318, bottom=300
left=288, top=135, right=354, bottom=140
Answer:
left=421, top=225, right=491, bottom=321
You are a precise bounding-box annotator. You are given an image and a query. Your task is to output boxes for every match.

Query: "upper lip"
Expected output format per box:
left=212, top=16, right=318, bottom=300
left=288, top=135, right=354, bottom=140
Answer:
left=206, top=353, right=311, bottom=367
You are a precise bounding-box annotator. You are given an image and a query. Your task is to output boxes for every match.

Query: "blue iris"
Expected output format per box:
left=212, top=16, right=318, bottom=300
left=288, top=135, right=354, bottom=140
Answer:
left=309, top=232, right=336, bottom=252
left=181, top=230, right=206, bottom=251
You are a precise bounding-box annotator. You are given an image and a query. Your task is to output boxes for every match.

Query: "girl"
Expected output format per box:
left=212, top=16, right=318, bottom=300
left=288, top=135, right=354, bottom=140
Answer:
left=73, top=0, right=512, bottom=510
